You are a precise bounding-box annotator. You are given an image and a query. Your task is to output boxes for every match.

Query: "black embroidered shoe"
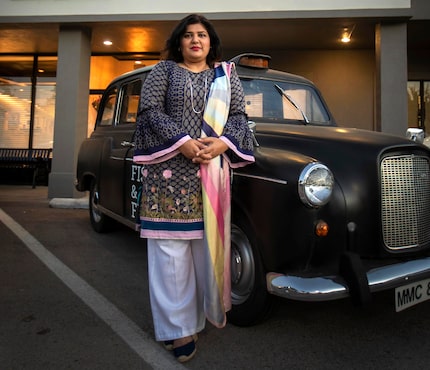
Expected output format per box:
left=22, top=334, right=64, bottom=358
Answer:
left=164, top=333, right=198, bottom=351
left=173, top=339, right=196, bottom=363
left=163, top=340, right=174, bottom=351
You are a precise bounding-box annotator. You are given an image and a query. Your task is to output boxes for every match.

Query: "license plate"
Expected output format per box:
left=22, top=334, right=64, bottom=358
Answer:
left=395, top=278, right=430, bottom=312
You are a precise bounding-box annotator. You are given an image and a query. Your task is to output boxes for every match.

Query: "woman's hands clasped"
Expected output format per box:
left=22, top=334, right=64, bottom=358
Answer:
left=179, top=137, right=228, bottom=164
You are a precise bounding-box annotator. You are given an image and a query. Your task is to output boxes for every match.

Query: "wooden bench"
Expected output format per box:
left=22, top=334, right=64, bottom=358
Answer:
left=0, top=148, right=53, bottom=188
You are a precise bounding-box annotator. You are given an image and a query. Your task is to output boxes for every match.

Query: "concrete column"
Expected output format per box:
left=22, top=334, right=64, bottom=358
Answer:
left=48, top=26, right=91, bottom=199
left=375, top=22, right=408, bottom=136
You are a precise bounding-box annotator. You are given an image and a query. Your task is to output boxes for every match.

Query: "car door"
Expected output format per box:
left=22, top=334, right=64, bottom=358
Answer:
left=96, top=77, right=142, bottom=218
left=121, top=77, right=147, bottom=225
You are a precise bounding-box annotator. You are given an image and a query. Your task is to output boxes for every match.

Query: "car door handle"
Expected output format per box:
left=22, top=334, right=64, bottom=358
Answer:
left=121, top=141, right=135, bottom=147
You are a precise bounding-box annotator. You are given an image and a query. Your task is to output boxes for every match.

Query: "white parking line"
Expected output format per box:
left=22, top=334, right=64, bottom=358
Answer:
left=0, top=208, right=183, bottom=370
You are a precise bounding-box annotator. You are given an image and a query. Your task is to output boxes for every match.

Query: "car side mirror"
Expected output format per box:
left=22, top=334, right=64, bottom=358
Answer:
left=406, top=128, right=425, bottom=144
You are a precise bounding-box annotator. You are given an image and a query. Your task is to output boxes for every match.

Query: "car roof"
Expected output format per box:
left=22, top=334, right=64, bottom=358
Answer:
left=106, top=53, right=316, bottom=88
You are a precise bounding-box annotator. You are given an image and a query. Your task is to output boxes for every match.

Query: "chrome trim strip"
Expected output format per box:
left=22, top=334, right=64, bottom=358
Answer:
left=367, top=257, right=430, bottom=292
left=97, top=204, right=136, bottom=230
left=123, top=161, right=288, bottom=185
left=267, top=273, right=349, bottom=301
left=233, top=172, right=287, bottom=185
left=267, top=257, right=430, bottom=301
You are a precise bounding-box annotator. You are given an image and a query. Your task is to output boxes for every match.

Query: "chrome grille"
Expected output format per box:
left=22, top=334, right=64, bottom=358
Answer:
left=381, top=154, right=430, bottom=250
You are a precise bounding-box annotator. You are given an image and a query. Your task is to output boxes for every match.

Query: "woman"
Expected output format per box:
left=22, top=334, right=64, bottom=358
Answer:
left=133, top=14, right=254, bottom=362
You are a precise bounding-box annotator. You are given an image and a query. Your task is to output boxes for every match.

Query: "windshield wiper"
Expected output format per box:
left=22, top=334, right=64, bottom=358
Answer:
left=274, top=84, right=309, bottom=124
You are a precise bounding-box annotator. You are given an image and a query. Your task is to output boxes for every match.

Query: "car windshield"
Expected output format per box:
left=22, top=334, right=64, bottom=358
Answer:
left=241, top=78, right=331, bottom=125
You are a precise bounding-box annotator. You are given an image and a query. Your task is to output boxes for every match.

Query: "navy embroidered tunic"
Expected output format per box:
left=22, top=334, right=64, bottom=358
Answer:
left=133, top=60, right=253, bottom=239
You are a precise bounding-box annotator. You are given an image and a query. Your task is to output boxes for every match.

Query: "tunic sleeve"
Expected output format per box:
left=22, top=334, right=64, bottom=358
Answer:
left=220, top=67, right=255, bottom=167
left=133, top=61, right=191, bottom=164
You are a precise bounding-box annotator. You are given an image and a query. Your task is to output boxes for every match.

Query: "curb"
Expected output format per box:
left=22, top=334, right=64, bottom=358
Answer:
left=49, top=197, right=89, bottom=209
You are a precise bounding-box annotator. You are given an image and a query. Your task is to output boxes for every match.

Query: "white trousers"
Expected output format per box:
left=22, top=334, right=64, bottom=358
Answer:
left=147, top=238, right=206, bottom=341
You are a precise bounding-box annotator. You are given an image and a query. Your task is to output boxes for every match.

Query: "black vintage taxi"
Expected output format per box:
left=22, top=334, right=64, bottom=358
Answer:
left=76, top=54, right=430, bottom=326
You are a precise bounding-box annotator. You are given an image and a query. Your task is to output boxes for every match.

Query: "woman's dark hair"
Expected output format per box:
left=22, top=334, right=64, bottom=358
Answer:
left=164, top=14, right=222, bottom=66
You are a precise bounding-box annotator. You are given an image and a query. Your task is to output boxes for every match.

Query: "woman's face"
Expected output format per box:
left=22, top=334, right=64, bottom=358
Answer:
left=180, top=23, right=211, bottom=64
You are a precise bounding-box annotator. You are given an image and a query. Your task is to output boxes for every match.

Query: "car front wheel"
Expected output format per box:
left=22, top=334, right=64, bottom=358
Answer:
left=227, top=223, right=273, bottom=326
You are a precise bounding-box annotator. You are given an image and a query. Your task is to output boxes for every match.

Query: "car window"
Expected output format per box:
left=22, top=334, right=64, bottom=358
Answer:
left=118, top=79, right=142, bottom=125
left=99, top=87, right=118, bottom=127
left=241, top=79, right=330, bottom=125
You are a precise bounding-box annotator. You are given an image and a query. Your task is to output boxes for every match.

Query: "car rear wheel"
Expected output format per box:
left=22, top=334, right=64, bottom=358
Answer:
left=89, top=180, right=112, bottom=233
left=227, top=223, right=273, bottom=326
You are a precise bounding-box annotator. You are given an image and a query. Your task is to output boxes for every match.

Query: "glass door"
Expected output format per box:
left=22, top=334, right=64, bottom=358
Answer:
left=408, top=81, right=430, bottom=134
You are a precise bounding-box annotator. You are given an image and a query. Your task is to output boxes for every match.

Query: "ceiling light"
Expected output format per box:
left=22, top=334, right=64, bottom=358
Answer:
left=340, top=25, right=355, bottom=43
left=103, top=40, right=113, bottom=46
left=341, top=31, right=350, bottom=43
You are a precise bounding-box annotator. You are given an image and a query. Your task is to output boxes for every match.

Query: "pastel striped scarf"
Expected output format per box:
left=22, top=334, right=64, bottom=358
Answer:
left=201, top=62, right=233, bottom=328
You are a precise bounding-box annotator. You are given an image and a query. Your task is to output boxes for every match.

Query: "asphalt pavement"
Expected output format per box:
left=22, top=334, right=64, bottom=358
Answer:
left=2, top=185, right=430, bottom=370
left=0, top=185, right=183, bottom=370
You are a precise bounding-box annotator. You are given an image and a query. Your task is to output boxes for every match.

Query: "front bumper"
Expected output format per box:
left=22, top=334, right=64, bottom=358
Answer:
left=267, top=256, right=430, bottom=302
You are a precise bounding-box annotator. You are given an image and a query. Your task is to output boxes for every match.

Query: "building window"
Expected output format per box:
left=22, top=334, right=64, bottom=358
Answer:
left=408, top=81, right=430, bottom=134
left=0, top=55, right=56, bottom=149
left=0, top=54, right=156, bottom=150
left=88, top=55, right=158, bottom=136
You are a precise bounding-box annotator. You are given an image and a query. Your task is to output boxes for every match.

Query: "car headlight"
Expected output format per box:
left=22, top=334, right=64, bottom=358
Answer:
left=298, top=163, right=334, bottom=207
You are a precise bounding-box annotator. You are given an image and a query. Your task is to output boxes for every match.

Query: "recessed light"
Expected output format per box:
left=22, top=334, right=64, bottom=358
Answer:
left=340, top=25, right=355, bottom=44
left=103, top=40, right=113, bottom=46
left=341, top=35, right=351, bottom=43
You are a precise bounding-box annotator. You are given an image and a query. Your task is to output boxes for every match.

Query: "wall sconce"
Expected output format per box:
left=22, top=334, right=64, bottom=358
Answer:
left=341, top=25, right=355, bottom=43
